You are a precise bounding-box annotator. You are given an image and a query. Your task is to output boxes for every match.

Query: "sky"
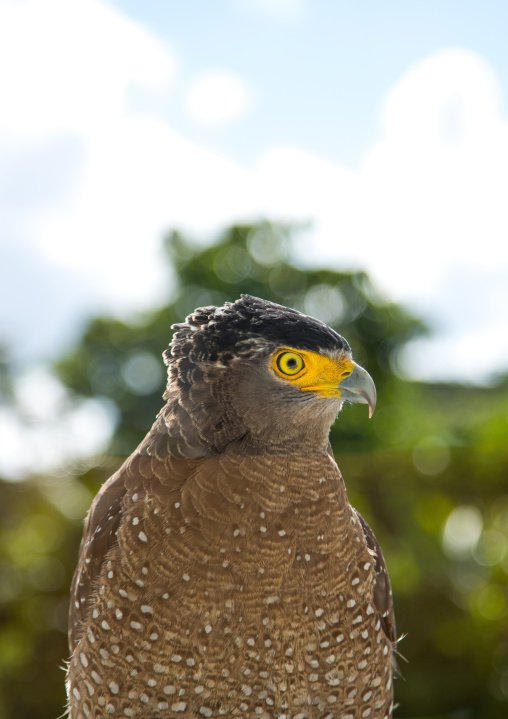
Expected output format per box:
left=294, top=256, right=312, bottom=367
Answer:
left=1, top=0, right=508, bottom=396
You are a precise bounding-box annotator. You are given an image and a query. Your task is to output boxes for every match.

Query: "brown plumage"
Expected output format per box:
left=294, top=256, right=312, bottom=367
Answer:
left=67, top=295, right=396, bottom=719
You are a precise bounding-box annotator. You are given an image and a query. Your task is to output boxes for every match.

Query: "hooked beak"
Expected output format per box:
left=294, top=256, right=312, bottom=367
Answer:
left=338, top=363, right=377, bottom=418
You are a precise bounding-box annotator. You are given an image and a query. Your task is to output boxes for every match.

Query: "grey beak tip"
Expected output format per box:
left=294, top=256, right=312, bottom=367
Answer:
left=339, top=363, right=377, bottom=418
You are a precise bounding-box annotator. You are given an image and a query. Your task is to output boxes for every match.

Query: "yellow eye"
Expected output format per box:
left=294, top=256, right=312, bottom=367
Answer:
left=275, top=351, right=305, bottom=376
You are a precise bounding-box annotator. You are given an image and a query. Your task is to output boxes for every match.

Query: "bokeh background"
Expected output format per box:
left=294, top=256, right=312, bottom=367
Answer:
left=1, top=2, right=508, bottom=718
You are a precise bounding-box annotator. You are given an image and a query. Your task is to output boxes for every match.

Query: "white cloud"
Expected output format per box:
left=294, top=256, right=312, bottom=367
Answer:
left=0, top=0, right=175, bottom=140
left=254, top=50, right=508, bottom=304
left=0, top=0, right=177, bottom=315
left=356, top=50, right=508, bottom=298
left=185, top=69, right=254, bottom=126
left=36, top=115, right=258, bottom=314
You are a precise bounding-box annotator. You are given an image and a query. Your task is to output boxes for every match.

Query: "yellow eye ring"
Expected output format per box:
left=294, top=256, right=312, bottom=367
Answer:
left=275, top=351, right=305, bottom=376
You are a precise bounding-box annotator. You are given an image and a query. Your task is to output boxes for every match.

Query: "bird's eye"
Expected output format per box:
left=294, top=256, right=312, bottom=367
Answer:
left=276, top=351, right=305, bottom=376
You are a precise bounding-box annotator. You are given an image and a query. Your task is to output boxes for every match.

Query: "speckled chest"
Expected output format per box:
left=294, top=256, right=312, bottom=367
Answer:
left=68, top=454, right=393, bottom=718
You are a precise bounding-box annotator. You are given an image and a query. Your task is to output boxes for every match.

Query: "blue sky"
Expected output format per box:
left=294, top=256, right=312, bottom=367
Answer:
left=109, top=0, right=508, bottom=166
left=99, top=0, right=508, bottom=177
left=1, top=0, right=508, bottom=391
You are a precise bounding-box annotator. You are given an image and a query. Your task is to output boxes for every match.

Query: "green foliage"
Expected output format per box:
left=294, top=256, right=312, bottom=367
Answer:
left=1, top=221, right=508, bottom=718
left=342, top=444, right=508, bottom=718
left=0, top=477, right=75, bottom=718
left=0, top=460, right=118, bottom=719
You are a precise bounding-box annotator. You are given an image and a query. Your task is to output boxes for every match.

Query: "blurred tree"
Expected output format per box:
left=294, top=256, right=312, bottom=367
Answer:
left=55, top=222, right=427, bottom=456
left=1, top=221, right=507, bottom=718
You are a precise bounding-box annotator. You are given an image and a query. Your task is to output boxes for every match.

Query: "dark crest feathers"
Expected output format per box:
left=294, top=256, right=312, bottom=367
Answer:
left=164, top=294, right=350, bottom=367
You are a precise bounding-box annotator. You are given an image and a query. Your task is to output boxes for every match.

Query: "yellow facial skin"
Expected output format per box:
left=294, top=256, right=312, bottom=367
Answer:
left=271, top=347, right=355, bottom=398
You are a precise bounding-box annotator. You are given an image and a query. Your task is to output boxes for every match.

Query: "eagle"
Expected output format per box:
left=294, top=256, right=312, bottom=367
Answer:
left=67, top=295, right=396, bottom=719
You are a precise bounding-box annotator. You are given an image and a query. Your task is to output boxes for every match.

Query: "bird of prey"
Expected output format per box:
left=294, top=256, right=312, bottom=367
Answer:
left=67, top=295, right=396, bottom=719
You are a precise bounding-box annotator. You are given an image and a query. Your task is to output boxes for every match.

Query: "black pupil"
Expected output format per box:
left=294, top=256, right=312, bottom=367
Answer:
left=287, top=357, right=297, bottom=369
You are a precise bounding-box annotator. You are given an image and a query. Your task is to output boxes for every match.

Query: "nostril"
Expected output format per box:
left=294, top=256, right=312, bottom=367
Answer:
left=342, top=371, right=352, bottom=379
